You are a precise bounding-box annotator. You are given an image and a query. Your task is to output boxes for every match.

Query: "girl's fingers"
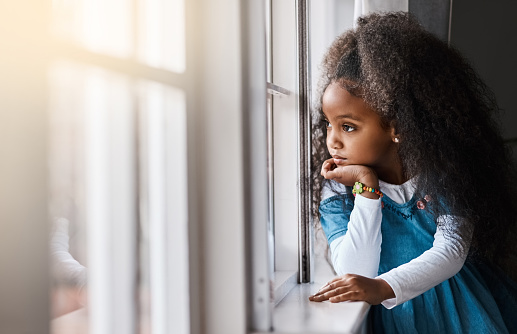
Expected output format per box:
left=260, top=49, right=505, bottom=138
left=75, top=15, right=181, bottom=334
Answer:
left=321, top=158, right=337, bottom=177
left=318, top=275, right=348, bottom=291
left=321, top=276, right=343, bottom=289
left=323, top=169, right=336, bottom=179
left=321, top=163, right=327, bottom=176
left=314, top=279, right=338, bottom=295
left=321, top=162, right=330, bottom=176
left=309, top=285, right=350, bottom=302
left=309, top=292, right=330, bottom=302
left=329, top=291, right=359, bottom=303
left=309, top=280, right=350, bottom=301
left=310, top=274, right=382, bottom=304
left=312, top=285, right=332, bottom=297
left=315, top=284, right=329, bottom=294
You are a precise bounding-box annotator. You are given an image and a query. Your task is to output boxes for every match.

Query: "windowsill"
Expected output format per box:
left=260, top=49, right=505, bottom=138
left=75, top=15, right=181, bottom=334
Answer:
left=258, top=255, right=370, bottom=334
left=52, top=261, right=369, bottom=334
left=273, top=270, right=299, bottom=306
left=270, top=284, right=369, bottom=334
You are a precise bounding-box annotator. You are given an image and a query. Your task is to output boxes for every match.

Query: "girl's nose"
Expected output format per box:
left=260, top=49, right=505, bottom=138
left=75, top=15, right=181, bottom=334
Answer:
left=327, top=131, right=343, bottom=149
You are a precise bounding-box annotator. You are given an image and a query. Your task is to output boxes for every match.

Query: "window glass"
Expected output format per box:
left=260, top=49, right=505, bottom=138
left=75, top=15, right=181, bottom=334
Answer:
left=137, top=81, right=189, bottom=334
left=49, top=60, right=136, bottom=333
left=49, top=60, right=190, bottom=334
left=48, top=61, right=90, bottom=324
left=51, top=0, right=133, bottom=58
left=49, top=0, right=189, bottom=332
left=51, top=0, right=186, bottom=72
left=137, top=0, right=186, bottom=72
left=270, top=0, right=298, bottom=275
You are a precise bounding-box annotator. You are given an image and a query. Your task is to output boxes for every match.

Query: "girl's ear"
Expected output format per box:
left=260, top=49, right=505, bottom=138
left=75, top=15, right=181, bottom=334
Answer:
left=389, top=121, right=400, bottom=143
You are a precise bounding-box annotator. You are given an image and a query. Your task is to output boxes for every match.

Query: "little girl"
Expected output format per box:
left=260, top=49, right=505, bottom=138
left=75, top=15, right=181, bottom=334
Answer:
left=308, top=12, right=517, bottom=333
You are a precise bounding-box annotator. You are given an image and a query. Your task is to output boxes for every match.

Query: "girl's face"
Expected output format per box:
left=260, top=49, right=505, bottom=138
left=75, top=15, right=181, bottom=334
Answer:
left=322, top=82, right=402, bottom=183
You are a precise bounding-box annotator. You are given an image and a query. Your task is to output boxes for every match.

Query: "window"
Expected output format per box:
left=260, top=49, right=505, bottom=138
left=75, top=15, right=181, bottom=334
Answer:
left=267, top=0, right=304, bottom=297
left=249, top=1, right=369, bottom=332
left=248, top=0, right=313, bottom=330
left=48, top=1, right=189, bottom=333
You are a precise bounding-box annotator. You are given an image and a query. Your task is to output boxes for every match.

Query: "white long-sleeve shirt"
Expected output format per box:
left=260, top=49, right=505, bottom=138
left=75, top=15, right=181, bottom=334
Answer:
left=50, top=217, right=87, bottom=287
left=322, top=179, right=470, bottom=309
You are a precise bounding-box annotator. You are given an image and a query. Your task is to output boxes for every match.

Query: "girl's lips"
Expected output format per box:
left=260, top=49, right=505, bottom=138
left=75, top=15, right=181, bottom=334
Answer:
left=333, top=157, right=346, bottom=165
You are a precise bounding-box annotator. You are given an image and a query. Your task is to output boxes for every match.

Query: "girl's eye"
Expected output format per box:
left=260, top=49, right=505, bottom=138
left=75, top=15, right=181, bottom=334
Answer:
left=343, top=124, right=355, bottom=132
left=324, top=120, right=332, bottom=128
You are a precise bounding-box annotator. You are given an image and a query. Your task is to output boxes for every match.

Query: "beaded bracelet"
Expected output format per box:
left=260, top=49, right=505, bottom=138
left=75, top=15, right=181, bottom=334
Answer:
left=352, top=181, right=383, bottom=197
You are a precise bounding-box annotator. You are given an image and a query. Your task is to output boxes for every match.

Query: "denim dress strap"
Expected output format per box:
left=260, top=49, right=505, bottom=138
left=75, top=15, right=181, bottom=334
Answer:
left=319, top=191, right=355, bottom=245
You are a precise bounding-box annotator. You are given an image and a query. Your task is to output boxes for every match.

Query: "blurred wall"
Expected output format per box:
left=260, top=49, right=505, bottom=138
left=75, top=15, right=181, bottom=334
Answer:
left=0, top=2, right=51, bottom=333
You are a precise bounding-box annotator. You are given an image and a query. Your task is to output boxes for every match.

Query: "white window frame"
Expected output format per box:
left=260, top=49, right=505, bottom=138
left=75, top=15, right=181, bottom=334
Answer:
left=248, top=0, right=314, bottom=330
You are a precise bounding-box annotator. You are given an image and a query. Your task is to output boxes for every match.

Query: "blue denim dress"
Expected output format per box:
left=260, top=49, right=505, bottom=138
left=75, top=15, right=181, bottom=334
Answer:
left=319, top=191, right=517, bottom=333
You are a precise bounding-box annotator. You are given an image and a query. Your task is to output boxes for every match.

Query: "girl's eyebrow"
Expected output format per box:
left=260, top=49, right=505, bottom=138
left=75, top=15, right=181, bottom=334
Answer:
left=335, top=113, right=362, bottom=122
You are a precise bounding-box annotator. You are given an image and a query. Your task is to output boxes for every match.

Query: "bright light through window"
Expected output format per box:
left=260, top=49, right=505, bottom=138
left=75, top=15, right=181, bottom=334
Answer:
left=51, top=0, right=186, bottom=72
left=138, top=0, right=186, bottom=72
left=137, top=81, right=188, bottom=334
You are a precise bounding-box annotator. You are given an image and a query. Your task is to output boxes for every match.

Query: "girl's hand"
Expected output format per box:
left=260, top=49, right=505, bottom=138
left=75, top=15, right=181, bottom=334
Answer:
left=308, top=274, right=394, bottom=305
left=321, top=159, right=380, bottom=199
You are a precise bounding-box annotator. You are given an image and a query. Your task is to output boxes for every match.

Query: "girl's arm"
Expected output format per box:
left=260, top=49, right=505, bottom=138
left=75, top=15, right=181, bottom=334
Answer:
left=329, top=194, right=382, bottom=277
left=312, top=213, right=469, bottom=306
left=313, top=164, right=468, bottom=305
left=310, top=162, right=393, bottom=304
left=50, top=217, right=87, bottom=287
left=377, top=215, right=470, bottom=308
left=319, top=160, right=384, bottom=277
left=312, top=179, right=391, bottom=304
left=309, top=181, right=388, bottom=304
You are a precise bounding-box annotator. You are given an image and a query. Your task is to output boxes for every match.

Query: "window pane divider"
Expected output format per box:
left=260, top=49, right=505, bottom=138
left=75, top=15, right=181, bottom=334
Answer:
left=267, top=82, right=291, bottom=97
left=296, top=0, right=313, bottom=284
left=49, top=41, right=186, bottom=87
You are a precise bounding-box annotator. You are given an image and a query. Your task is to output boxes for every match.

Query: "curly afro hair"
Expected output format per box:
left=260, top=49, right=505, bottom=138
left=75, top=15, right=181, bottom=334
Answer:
left=311, top=12, right=517, bottom=274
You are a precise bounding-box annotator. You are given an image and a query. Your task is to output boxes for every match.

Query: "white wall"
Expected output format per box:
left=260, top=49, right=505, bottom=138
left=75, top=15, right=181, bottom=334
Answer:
left=189, top=0, right=248, bottom=333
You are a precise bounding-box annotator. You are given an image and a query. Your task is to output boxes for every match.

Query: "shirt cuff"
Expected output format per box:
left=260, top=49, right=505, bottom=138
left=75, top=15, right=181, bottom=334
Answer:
left=353, top=192, right=382, bottom=208
left=376, top=274, right=399, bottom=309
